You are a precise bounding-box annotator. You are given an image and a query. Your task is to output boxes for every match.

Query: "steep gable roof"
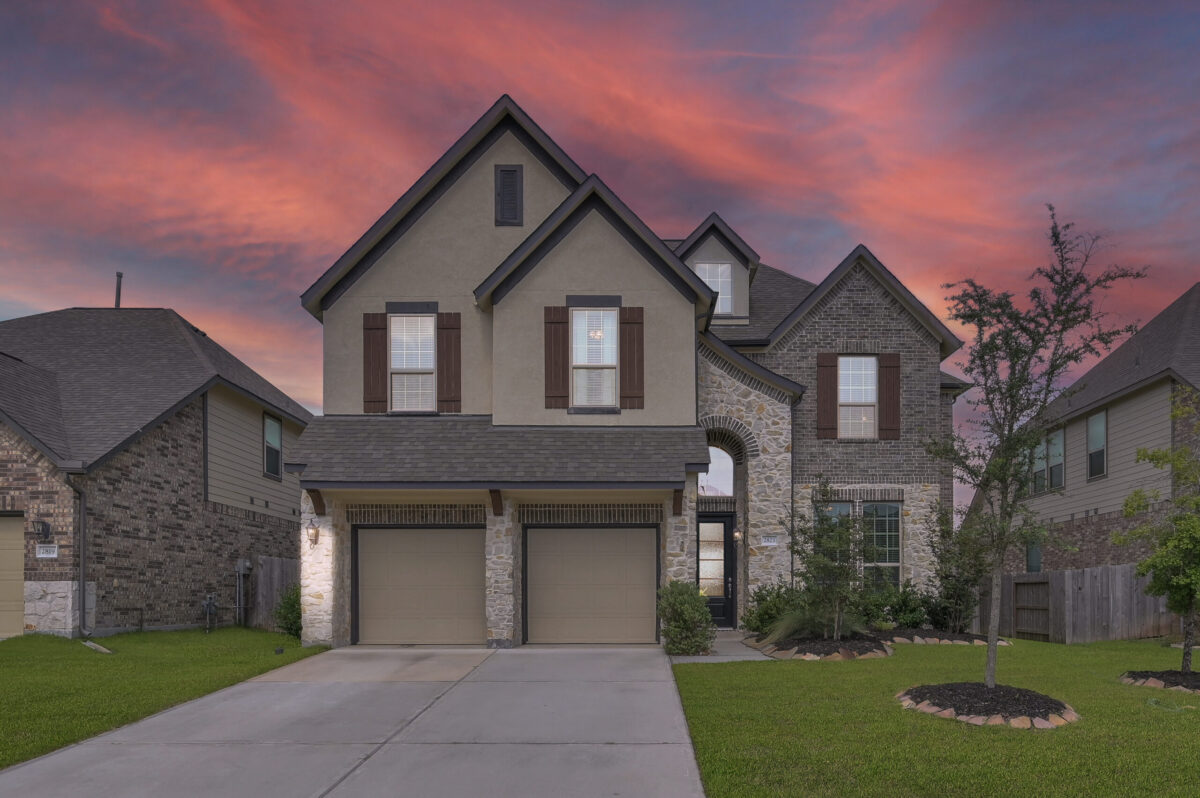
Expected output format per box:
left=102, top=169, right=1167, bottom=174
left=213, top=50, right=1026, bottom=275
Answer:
left=474, top=175, right=716, bottom=318
left=301, top=95, right=587, bottom=320
left=765, top=244, right=963, bottom=358
left=0, top=308, right=311, bottom=471
left=1046, top=281, right=1200, bottom=421
left=674, top=212, right=761, bottom=277
left=709, top=264, right=817, bottom=345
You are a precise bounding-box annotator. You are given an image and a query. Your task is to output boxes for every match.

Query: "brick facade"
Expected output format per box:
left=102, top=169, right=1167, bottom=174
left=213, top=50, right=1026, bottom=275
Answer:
left=2, top=398, right=299, bottom=637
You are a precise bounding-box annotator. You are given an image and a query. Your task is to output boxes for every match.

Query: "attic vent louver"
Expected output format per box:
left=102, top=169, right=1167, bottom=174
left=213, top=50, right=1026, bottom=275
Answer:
left=495, top=164, right=523, bottom=226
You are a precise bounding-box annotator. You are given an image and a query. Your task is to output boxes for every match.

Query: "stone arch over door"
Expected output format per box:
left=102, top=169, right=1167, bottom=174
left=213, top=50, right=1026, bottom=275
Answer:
left=698, top=415, right=760, bottom=464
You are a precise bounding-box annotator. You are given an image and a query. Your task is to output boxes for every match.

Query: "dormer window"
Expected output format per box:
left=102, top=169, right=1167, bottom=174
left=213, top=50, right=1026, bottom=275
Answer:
left=495, top=165, right=523, bottom=226
left=695, top=262, right=732, bottom=315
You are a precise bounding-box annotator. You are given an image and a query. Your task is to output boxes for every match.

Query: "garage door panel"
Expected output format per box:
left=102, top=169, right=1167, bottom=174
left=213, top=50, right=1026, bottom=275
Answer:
left=357, top=529, right=484, bottom=645
left=526, top=528, right=657, bottom=644
left=0, top=517, right=24, bottom=638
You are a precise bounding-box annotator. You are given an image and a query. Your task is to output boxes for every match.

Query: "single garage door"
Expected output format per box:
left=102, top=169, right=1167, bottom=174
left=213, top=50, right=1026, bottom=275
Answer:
left=357, top=528, right=484, bottom=644
left=0, top=516, right=23, bottom=639
left=526, top=527, right=657, bottom=644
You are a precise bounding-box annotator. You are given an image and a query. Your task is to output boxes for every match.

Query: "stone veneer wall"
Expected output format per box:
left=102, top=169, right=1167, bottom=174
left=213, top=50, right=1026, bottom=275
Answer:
left=300, top=491, right=698, bottom=648
left=3, top=400, right=298, bottom=637
left=696, top=346, right=794, bottom=609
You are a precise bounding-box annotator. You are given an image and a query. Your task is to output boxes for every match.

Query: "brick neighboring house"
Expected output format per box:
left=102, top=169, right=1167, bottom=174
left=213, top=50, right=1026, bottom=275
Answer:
left=290, top=96, right=967, bottom=648
left=0, top=308, right=312, bottom=638
left=1009, top=281, right=1200, bottom=573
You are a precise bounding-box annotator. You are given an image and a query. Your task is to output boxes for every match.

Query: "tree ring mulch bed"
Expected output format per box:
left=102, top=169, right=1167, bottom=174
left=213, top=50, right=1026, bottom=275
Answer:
left=888, top=628, right=1011, bottom=646
left=743, top=634, right=891, bottom=661
left=895, top=682, right=1079, bottom=729
left=1121, top=670, right=1200, bottom=694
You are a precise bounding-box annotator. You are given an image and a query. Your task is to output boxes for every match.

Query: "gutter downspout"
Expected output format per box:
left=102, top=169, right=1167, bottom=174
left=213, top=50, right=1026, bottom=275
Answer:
left=64, top=474, right=91, bottom=638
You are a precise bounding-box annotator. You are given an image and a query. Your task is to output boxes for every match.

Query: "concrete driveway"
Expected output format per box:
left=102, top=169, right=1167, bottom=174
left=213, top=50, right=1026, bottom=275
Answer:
left=0, top=646, right=705, bottom=798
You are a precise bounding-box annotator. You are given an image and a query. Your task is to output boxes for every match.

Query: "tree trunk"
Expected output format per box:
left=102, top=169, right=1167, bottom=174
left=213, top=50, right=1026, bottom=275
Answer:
left=985, top=567, right=1002, bottom=688
left=1183, top=608, right=1195, bottom=675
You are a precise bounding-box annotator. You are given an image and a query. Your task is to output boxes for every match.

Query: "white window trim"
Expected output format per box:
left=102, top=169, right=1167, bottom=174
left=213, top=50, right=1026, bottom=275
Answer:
left=813, top=499, right=902, bottom=586
left=695, top=262, right=733, bottom=315
left=388, top=314, right=436, bottom=412
left=837, top=356, right=878, bottom=439
left=569, top=307, right=619, bottom=408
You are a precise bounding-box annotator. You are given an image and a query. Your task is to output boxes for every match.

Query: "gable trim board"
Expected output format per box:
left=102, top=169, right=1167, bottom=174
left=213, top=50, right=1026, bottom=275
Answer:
left=698, top=332, right=805, bottom=402
left=474, top=176, right=716, bottom=316
left=302, top=96, right=587, bottom=319
left=765, top=245, right=963, bottom=359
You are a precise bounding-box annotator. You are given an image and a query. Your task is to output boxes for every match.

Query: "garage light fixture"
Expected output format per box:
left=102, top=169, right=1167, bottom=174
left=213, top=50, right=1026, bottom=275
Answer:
left=33, top=520, right=51, bottom=541
left=306, top=520, right=320, bottom=546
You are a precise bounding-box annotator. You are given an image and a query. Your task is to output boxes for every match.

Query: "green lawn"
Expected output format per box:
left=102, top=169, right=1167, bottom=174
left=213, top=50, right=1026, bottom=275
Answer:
left=0, top=628, right=324, bottom=770
left=675, top=639, right=1200, bottom=797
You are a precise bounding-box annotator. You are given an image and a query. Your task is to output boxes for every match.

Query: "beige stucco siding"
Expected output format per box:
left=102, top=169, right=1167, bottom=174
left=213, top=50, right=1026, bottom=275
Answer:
left=1026, top=380, right=1173, bottom=520
left=205, top=384, right=303, bottom=520
left=321, top=132, right=572, bottom=415
left=683, top=234, right=749, bottom=317
left=491, top=209, right=697, bottom=426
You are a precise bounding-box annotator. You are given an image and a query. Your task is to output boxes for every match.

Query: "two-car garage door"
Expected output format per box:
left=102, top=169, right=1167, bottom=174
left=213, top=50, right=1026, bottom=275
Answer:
left=355, top=526, right=657, bottom=645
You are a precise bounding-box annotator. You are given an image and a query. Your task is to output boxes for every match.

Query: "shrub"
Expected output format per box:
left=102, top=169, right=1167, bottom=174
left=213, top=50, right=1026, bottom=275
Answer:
left=658, top=580, right=716, bottom=655
left=853, top=588, right=892, bottom=629
left=741, top=582, right=804, bottom=635
left=767, top=600, right=866, bottom=643
left=888, top=580, right=929, bottom=628
left=274, top=582, right=302, bottom=639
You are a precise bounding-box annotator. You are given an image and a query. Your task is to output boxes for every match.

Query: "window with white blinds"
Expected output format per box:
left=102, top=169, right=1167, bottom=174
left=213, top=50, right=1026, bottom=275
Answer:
left=695, top=262, right=732, bottom=314
left=570, top=308, right=618, bottom=406
left=838, top=356, right=877, bottom=438
left=389, top=315, right=435, bottom=411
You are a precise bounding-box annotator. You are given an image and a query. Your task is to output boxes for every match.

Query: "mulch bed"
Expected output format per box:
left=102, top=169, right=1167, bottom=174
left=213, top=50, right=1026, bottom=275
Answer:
left=744, top=633, right=892, bottom=660
left=896, top=682, right=1079, bottom=729
left=1122, top=670, right=1200, bottom=694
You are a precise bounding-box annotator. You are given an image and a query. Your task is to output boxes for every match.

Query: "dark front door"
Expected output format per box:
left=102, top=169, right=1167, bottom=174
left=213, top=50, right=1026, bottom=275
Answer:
left=698, top=513, right=737, bottom=628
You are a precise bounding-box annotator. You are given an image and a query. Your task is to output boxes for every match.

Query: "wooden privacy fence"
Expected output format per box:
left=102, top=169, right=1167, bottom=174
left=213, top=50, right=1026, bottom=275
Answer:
left=976, top=563, right=1178, bottom=644
left=249, top=555, right=299, bottom=631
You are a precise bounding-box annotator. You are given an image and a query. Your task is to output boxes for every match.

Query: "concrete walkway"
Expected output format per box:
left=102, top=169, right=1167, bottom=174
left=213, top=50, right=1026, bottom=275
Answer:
left=0, top=646, right=704, bottom=798
left=671, top=629, right=770, bottom=664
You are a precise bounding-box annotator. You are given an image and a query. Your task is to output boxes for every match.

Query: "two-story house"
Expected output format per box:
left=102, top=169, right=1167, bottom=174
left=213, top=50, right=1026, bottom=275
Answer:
left=1013, top=281, right=1200, bottom=573
left=290, top=96, right=965, bottom=648
left=0, top=308, right=310, bottom=638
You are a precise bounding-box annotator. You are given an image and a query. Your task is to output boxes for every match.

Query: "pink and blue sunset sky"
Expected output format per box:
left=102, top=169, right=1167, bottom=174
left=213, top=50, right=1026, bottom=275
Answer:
left=2, top=1, right=1198, bottom=412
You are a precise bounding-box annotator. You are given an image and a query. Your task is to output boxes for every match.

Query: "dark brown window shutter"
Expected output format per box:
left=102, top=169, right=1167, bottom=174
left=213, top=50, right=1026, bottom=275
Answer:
left=816, top=353, right=838, bottom=439
left=362, top=313, right=388, bottom=413
left=544, top=306, right=569, bottom=408
left=878, top=353, right=901, bottom=440
left=436, top=312, right=461, bottom=413
left=619, top=307, right=644, bottom=409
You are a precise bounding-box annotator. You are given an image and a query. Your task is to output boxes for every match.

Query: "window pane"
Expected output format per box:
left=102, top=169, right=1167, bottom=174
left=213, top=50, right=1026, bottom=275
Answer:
left=265, top=447, right=281, bottom=477
left=1047, top=430, right=1064, bottom=467
left=699, top=522, right=725, bottom=542
left=1032, top=442, right=1046, bottom=473
left=696, top=263, right=733, bottom=314
left=264, top=416, right=282, bottom=448
left=571, top=309, right=617, bottom=366
left=699, top=446, right=734, bottom=496
left=1087, top=411, right=1106, bottom=452
left=1049, top=462, right=1064, bottom=489
left=699, top=541, right=724, bottom=560
left=865, top=566, right=900, bottom=590
left=390, top=315, right=434, bottom=370
left=699, top=560, right=724, bottom=580
left=863, top=503, right=900, bottom=564
left=816, top=501, right=852, bottom=521
left=838, top=405, right=876, bottom=438
left=390, top=373, right=434, bottom=411
left=572, top=368, right=616, bottom=406
left=838, top=357, right=877, bottom=403
left=699, top=578, right=723, bottom=597
left=1089, top=450, right=1106, bottom=479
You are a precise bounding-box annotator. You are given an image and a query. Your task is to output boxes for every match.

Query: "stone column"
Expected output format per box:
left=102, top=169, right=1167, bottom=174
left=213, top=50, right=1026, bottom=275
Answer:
left=662, top=473, right=698, bottom=585
left=300, top=490, right=336, bottom=647
left=485, top=497, right=517, bottom=647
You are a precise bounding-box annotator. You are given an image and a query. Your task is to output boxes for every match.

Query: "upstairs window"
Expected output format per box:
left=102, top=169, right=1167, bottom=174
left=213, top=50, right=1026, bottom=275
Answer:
left=389, top=315, right=435, bottom=411
left=1031, top=429, right=1065, bottom=494
left=495, top=164, right=523, bottom=226
left=1087, top=410, right=1107, bottom=479
left=838, top=356, right=877, bottom=438
left=571, top=308, right=618, bottom=406
left=695, top=262, right=732, bottom=314
left=263, top=414, right=282, bottom=479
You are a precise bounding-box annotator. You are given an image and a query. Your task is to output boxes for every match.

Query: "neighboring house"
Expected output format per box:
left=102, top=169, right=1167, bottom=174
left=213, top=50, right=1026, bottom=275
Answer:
left=1011, top=281, right=1200, bottom=573
left=0, top=309, right=312, bottom=638
left=291, top=95, right=966, bottom=648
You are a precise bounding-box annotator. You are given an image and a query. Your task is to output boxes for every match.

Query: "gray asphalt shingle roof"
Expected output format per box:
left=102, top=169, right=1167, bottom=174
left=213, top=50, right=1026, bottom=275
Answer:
left=0, top=308, right=311, bottom=469
left=712, top=263, right=817, bottom=344
left=1047, top=281, right=1200, bottom=420
left=290, top=415, right=709, bottom=487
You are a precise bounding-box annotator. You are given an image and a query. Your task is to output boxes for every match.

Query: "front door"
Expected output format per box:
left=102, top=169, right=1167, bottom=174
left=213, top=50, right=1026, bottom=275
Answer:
left=698, top=514, right=737, bottom=628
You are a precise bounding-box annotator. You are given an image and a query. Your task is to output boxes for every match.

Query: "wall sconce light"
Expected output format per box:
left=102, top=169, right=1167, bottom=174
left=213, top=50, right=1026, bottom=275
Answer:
left=306, top=520, right=320, bottom=546
left=733, top=529, right=743, bottom=542
left=33, top=520, right=51, bottom=541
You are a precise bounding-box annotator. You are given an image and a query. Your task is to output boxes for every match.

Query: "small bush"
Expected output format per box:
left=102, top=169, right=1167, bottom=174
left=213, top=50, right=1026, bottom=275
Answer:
left=767, top=601, right=867, bottom=643
left=742, top=582, right=805, bottom=635
left=888, top=581, right=929, bottom=628
left=274, top=583, right=302, bottom=639
left=658, top=580, right=716, bottom=655
left=853, top=588, right=892, bottom=629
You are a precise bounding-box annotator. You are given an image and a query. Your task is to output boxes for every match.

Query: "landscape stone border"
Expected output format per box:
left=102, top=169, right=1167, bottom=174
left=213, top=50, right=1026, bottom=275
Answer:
left=1119, top=673, right=1200, bottom=695
left=743, top=635, right=893, bottom=661
left=889, top=634, right=1012, bottom=647
left=895, top=688, right=1080, bottom=729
